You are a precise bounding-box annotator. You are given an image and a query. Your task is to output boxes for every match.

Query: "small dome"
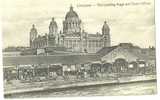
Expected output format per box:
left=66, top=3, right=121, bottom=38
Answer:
left=102, top=21, right=110, bottom=30
left=30, top=24, right=37, bottom=32
left=65, top=6, right=79, bottom=20
left=50, top=17, right=58, bottom=28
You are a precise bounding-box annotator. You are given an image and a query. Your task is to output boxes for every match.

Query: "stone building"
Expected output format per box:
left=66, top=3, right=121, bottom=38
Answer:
left=30, top=6, right=111, bottom=53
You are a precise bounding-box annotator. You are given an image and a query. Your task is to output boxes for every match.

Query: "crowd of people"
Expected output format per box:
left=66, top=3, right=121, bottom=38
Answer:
left=4, top=58, right=156, bottom=83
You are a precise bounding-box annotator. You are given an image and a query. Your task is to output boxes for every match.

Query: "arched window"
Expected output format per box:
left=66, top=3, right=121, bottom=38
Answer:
left=113, top=58, right=128, bottom=73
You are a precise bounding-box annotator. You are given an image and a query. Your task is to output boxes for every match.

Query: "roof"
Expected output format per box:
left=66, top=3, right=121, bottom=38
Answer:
left=3, top=54, right=100, bottom=66
left=65, top=33, right=81, bottom=37
left=45, top=46, right=67, bottom=52
left=97, top=44, right=156, bottom=61
left=88, top=34, right=102, bottom=37
left=3, top=47, right=29, bottom=52
left=125, top=46, right=155, bottom=60
left=20, top=48, right=37, bottom=55
left=96, top=46, right=117, bottom=57
left=65, top=6, right=79, bottom=20
left=133, top=51, right=156, bottom=61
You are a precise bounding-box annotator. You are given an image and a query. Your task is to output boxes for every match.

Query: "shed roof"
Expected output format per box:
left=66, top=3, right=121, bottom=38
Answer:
left=96, top=46, right=117, bottom=57
left=96, top=44, right=156, bottom=61
left=3, top=54, right=100, bottom=66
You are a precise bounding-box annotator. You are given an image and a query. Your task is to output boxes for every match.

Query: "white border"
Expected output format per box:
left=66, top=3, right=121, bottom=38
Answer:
left=0, top=0, right=160, bottom=100
left=155, top=0, right=160, bottom=97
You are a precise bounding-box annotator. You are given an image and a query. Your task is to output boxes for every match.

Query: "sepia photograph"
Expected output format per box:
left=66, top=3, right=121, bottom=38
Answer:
left=0, top=0, right=157, bottom=98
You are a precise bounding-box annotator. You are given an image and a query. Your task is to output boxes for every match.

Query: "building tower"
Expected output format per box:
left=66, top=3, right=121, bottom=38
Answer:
left=49, top=17, right=58, bottom=44
left=49, top=17, right=58, bottom=35
left=102, top=21, right=111, bottom=47
left=30, top=24, right=38, bottom=48
left=63, top=5, right=81, bottom=34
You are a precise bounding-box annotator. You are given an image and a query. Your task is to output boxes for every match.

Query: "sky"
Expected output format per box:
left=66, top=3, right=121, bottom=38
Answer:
left=1, top=0, right=155, bottom=48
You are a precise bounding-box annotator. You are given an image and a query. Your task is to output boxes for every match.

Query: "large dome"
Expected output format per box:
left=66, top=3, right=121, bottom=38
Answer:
left=65, top=6, right=79, bottom=20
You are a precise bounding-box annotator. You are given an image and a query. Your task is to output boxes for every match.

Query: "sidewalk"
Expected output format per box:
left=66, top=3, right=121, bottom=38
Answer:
left=4, top=75, right=156, bottom=95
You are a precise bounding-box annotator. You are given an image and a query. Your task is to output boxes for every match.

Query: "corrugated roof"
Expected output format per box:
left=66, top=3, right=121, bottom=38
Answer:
left=3, top=54, right=100, bottom=66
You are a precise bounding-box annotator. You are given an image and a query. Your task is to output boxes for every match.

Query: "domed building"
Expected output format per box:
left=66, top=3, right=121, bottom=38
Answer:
left=29, top=20, right=57, bottom=49
left=63, top=6, right=81, bottom=34
left=30, top=5, right=111, bottom=53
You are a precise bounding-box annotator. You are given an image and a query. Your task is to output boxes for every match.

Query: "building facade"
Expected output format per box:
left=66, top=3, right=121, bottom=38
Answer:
left=30, top=6, right=111, bottom=53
